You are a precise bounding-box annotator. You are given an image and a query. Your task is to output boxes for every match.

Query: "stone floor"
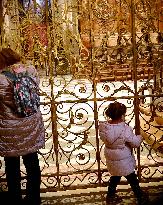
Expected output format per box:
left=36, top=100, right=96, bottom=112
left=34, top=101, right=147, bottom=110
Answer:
left=0, top=184, right=162, bottom=205
left=40, top=184, right=163, bottom=205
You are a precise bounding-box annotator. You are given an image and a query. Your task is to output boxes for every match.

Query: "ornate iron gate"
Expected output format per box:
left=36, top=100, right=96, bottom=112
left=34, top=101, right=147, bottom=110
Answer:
left=0, top=0, right=163, bottom=193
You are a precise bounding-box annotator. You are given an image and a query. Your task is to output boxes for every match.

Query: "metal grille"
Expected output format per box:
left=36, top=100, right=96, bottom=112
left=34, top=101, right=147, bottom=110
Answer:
left=0, top=0, right=162, bottom=193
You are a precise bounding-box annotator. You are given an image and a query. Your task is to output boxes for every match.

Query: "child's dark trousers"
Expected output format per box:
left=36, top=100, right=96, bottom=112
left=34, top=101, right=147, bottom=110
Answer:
left=107, top=171, right=143, bottom=198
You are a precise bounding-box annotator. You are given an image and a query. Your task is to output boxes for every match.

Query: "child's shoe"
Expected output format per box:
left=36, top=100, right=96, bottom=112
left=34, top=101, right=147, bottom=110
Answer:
left=137, top=191, right=149, bottom=205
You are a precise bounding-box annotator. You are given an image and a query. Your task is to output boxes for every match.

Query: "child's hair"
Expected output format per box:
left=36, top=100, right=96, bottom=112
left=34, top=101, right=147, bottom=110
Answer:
left=0, top=48, right=21, bottom=70
left=105, top=102, right=127, bottom=120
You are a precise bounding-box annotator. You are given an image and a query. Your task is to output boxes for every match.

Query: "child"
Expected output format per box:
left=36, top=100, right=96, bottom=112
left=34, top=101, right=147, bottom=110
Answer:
left=99, top=102, right=149, bottom=205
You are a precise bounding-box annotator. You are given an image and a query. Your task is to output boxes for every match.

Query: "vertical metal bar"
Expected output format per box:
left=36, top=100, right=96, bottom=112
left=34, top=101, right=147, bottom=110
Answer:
left=76, top=0, right=81, bottom=67
left=50, top=0, right=60, bottom=189
left=88, top=0, right=102, bottom=186
left=130, top=0, right=141, bottom=179
left=94, top=82, right=102, bottom=186
left=0, top=0, right=3, bottom=48
left=88, top=0, right=94, bottom=75
left=51, top=102, right=60, bottom=188
left=51, top=0, right=58, bottom=56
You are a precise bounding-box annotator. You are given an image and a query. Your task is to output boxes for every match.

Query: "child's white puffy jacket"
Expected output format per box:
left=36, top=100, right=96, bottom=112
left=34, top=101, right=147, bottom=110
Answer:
left=99, top=121, right=143, bottom=176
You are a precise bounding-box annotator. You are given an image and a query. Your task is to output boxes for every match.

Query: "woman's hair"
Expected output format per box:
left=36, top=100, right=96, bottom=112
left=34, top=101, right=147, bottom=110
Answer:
left=105, top=102, right=127, bottom=120
left=0, top=48, right=21, bottom=70
left=0, top=52, right=6, bottom=70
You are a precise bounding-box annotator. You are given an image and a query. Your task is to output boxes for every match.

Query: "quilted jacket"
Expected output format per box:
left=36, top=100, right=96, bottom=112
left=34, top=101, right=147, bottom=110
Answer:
left=99, top=121, right=143, bottom=176
left=0, top=63, right=45, bottom=157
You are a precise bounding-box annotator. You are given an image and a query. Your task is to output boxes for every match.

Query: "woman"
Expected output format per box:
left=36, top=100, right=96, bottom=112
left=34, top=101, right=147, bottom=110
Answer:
left=0, top=48, right=45, bottom=205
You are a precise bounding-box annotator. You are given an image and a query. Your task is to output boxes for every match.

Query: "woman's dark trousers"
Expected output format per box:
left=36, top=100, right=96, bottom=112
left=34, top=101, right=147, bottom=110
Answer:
left=4, top=152, right=41, bottom=204
left=107, top=172, right=143, bottom=198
